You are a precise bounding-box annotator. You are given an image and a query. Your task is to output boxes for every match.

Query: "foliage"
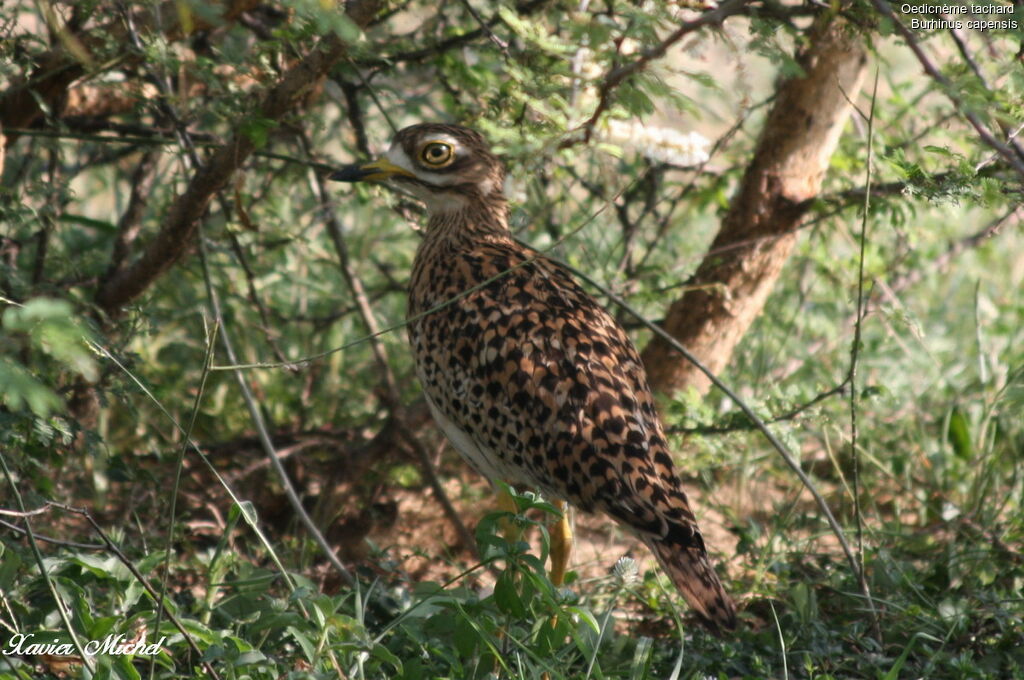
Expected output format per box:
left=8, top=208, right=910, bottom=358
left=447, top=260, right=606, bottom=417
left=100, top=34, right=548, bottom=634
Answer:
left=2, top=0, right=1023, bottom=679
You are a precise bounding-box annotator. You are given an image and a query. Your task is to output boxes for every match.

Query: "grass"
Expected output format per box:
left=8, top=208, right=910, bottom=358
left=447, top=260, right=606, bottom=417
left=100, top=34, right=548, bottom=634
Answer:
left=3, top=211, right=1023, bottom=678
left=3, top=373, right=1023, bottom=679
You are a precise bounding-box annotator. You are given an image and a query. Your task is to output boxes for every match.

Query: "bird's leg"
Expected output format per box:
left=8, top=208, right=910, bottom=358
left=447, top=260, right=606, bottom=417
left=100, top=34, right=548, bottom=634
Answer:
left=548, top=499, right=572, bottom=586
left=497, top=485, right=523, bottom=545
left=498, top=488, right=572, bottom=585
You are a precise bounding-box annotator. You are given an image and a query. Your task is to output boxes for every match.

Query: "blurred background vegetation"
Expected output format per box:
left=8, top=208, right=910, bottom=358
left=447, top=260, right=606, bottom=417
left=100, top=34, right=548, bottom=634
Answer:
left=1, top=0, right=1022, bottom=678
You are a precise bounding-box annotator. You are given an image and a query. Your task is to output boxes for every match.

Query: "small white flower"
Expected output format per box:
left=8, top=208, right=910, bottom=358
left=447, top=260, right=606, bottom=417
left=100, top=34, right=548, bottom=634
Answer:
left=613, top=556, right=640, bottom=585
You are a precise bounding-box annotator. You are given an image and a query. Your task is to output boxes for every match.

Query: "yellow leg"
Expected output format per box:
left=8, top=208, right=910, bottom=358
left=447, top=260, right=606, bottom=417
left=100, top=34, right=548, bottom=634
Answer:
left=497, top=486, right=522, bottom=545
left=497, top=489, right=572, bottom=586
left=549, top=499, right=572, bottom=586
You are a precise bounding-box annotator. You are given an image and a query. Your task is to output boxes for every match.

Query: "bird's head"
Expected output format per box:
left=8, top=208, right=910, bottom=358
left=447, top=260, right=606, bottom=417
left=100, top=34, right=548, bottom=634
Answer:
left=331, top=123, right=507, bottom=216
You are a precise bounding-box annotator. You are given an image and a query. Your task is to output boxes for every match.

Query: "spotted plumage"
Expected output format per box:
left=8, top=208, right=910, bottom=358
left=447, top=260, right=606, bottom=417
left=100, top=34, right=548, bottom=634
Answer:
left=331, top=123, right=737, bottom=632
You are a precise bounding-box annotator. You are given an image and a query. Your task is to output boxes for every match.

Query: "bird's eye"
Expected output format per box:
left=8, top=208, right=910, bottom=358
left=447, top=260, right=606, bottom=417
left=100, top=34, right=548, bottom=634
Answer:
left=420, top=141, right=454, bottom=167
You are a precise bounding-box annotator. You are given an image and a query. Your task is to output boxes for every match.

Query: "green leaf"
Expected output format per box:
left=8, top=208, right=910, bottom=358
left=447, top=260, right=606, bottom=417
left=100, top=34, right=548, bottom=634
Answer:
left=497, top=6, right=530, bottom=37
left=570, top=606, right=600, bottom=635
left=113, top=654, right=143, bottom=680
left=595, top=142, right=624, bottom=158
left=924, top=144, right=955, bottom=157
left=88, top=617, right=119, bottom=640
left=453, top=615, right=478, bottom=658
left=239, top=116, right=276, bottom=149
left=135, top=551, right=170, bottom=576
left=284, top=0, right=363, bottom=42
left=629, top=636, right=654, bottom=680
left=369, top=643, right=403, bottom=674
left=494, top=569, right=526, bottom=618
left=231, top=500, right=259, bottom=525
left=235, top=650, right=268, bottom=665
left=947, top=407, right=973, bottom=460
left=58, top=213, right=118, bottom=233
left=286, top=625, right=316, bottom=662
left=0, top=358, right=63, bottom=416
left=2, top=298, right=97, bottom=381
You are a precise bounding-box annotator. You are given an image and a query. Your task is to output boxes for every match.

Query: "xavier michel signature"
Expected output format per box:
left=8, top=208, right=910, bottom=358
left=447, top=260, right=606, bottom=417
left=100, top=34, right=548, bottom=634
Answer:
left=3, top=632, right=166, bottom=657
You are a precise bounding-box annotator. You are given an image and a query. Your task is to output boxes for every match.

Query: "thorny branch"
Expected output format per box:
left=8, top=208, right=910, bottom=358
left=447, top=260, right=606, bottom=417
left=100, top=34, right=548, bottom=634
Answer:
left=368, top=0, right=550, bottom=64
left=561, top=0, right=749, bottom=149
left=95, top=0, right=386, bottom=314
left=104, top=151, right=159, bottom=283
left=871, top=0, right=1024, bottom=179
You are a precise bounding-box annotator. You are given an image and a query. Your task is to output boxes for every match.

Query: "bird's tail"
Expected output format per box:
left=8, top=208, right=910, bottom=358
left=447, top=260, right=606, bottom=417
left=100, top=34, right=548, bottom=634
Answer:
left=644, top=533, right=738, bottom=634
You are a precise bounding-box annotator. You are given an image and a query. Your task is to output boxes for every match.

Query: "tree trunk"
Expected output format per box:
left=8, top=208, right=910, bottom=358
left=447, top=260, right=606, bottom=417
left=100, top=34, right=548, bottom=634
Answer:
left=641, top=17, right=868, bottom=395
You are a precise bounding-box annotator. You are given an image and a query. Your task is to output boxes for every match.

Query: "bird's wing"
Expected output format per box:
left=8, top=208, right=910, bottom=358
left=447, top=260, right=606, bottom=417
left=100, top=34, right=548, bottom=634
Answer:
left=440, top=241, right=691, bottom=526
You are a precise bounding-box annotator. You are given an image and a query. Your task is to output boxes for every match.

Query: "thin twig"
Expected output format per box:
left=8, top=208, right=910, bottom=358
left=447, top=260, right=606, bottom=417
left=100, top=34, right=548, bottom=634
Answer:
left=86, top=339, right=327, bottom=590
left=770, top=207, right=1022, bottom=383
left=224, top=229, right=296, bottom=366
left=364, top=0, right=549, bottom=64
left=946, top=23, right=1024, bottom=165
left=947, top=26, right=987, bottom=86
left=151, top=319, right=218, bottom=680
left=667, top=380, right=849, bottom=435
left=96, top=0, right=385, bottom=313
left=304, top=128, right=475, bottom=561
left=104, top=150, right=158, bottom=282
left=119, top=4, right=357, bottom=594
left=213, top=165, right=651, bottom=372
left=11, top=124, right=337, bottom=170
left=301, top=131, right=401, bottom=407
left=339, top=80, right=372, bottom=156
left=197, top=235, right=357, bottom=589
left=459, top=0, right=509, bottom=54
left=0, top=518, right=106, bottom=550
left=847, top=68, right=881, bottom=637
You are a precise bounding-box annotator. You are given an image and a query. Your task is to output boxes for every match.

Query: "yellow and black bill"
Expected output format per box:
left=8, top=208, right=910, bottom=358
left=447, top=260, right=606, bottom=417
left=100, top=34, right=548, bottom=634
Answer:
left=329, top=158, right=415, bottom=183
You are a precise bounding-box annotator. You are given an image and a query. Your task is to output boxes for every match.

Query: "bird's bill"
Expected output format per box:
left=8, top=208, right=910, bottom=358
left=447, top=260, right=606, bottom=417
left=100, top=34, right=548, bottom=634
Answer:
left=329, top=158, right=414, bottom=183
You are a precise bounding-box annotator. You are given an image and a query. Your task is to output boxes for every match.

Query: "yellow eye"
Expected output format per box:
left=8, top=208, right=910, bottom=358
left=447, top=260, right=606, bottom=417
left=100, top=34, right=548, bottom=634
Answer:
left=420, top=141, right=454, bottom=167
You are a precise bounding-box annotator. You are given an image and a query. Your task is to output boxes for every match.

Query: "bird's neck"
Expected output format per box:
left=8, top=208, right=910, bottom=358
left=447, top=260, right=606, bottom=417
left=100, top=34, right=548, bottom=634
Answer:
left=425, top=197, right=511, bottom=245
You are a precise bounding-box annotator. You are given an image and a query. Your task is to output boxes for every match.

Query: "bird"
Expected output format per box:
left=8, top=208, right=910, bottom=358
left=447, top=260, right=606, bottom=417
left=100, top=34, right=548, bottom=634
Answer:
left=331, top=123, right=737, bottom=632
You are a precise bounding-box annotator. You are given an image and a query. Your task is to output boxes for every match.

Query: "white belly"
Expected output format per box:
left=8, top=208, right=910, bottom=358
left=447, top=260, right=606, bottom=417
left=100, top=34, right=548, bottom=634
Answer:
left=423, top=394, right=530, bottom=486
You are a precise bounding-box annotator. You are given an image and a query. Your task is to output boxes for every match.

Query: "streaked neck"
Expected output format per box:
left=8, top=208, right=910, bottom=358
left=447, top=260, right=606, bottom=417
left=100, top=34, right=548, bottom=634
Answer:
left=425, top=197, right=510, bottom=243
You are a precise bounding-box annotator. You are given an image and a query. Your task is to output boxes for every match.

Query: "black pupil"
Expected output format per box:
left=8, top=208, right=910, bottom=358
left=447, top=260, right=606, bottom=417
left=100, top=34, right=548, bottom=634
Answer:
left=426, top=145, right=448, bottom=161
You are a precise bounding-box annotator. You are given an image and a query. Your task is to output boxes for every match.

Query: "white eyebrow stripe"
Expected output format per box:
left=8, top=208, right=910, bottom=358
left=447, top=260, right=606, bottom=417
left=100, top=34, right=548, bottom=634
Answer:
left=421, top=133, right=462, bottom=149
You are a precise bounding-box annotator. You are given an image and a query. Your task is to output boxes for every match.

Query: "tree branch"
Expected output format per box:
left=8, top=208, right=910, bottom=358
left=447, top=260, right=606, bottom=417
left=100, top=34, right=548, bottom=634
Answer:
left=95, top=0, right=384, bottom=314
left=560, top=0, right=748, bottom=149
left=0, top=1, right=261, bottom=139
